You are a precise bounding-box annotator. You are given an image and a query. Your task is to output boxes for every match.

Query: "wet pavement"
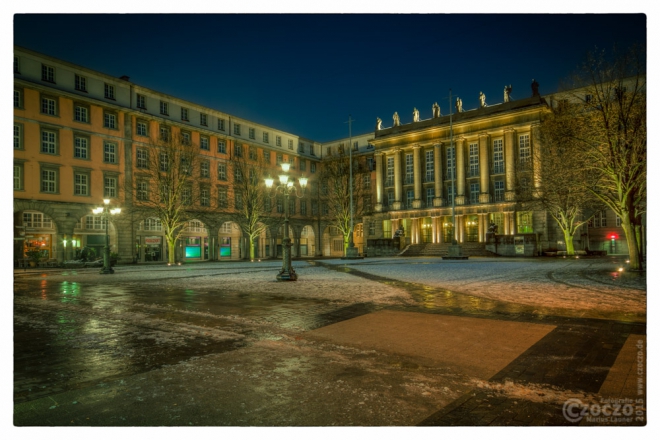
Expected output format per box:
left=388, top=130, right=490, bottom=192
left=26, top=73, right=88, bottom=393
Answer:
left=13, top=257, right=647, bottom=426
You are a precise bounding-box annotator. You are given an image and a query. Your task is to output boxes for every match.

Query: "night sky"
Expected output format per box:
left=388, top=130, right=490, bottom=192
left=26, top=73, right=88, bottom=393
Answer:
left=13, top=13, right=646, bottom=142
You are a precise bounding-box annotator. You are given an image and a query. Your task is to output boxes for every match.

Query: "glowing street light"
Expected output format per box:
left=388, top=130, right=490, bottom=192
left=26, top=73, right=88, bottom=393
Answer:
left=92, top=198, right=121, bottom=274
left=265, top=163, right=307, bottom=281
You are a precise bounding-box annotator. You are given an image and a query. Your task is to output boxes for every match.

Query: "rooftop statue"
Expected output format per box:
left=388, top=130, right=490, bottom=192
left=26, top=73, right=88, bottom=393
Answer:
left=531, top=79, right=540, bottom=97
left=375, top=117, right=382, bottom=131
left=393, top=112, right=400, bottom=126
left=432, top=102, right=441, bottom=118
left=455, top=97, right=463, bottom=113
left=412, top=107, right=420, bottom=122
left=504, top=84, right=513, bottom=102
left=479, top=91, right=487, bottom=108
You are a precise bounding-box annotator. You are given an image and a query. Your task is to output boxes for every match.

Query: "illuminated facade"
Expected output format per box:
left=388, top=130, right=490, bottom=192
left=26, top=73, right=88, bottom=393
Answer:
left=13, top=46, right=628, bottom=263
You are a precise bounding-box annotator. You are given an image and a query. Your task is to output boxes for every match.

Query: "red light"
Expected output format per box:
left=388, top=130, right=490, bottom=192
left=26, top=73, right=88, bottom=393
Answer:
left=609, top=233, right=618, bottom=240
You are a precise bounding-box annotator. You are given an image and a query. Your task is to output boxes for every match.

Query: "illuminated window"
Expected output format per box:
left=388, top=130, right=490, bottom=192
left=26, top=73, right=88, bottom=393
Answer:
left=200, top=161, right=210, bottom=178
left=385, top=157, right=394, bottom=187
left=104, top=83, right=115, bottom=99
left=426, top=188, right=434, bottom=207
left=516, top=211, right=534, bottom=233
left=136, top=149, right=148, bottom=168
left=104, top=111, right=117, bottom=129
left=41, top=96, right=57, bottom=115
left=14, top=124, right=23, bottom=150
left=74, top=74, right=87, bottom=92
left=104, top=176, right=117, bottom=198
left=200, top=135, right=209, bottom=150
left=40, top=168, right=57, bottom=193
left=74, top=172, right=89, bottom=196
left=218, top=187, right=228, bottom=208
left=74, top=136, right=89, bottom=159
left=137, top=120, right=148, bottom=137
left=137, top=94, right=146, bottom=109
left=470, top=182, right=480, bottom=204
left=137, top=181, right=148, bottom=200
left=405, top=153, right=414, bottom=184
left=493, top=139, right=504, bottom=174
left=104, top=142, right=117, bottom=163
left=217, top=162, right=227, bottom=180
left=494, top=180, right=504, bottom=202
left=41, top=64, right=55, bottom=82
left=74, top=105, right=89, bottom=123
left=41, top=129, right=57, bottom=154
left=469, top=143, right=479, bottom=177
left=425, top=150, right=434, bottom=182
left=519, top=134, right=531, bottom=169
left=446, top=146, right=455, bottom=179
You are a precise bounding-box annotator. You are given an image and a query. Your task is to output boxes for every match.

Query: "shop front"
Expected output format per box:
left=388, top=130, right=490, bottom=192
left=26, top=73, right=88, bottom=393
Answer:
left=144, top=236, right=163, bottom=262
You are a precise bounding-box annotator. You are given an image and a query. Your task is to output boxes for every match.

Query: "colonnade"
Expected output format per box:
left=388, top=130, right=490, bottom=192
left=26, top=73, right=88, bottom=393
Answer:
left=374, top=126, right=540, bottom=212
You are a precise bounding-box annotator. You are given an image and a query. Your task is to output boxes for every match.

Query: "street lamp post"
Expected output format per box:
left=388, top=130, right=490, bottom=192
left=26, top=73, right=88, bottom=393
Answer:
left=265, top=163, right=307, bottom=281
left=92, top=199, right=121, bottom=274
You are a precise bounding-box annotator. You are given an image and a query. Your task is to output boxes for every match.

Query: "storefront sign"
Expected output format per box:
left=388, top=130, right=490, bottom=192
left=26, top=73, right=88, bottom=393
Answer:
left=145, top=236, right=161, bottom=245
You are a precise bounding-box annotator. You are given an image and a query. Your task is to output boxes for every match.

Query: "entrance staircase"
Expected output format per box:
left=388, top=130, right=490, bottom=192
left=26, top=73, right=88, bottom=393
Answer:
left=401, top=242, right=497, bottom=257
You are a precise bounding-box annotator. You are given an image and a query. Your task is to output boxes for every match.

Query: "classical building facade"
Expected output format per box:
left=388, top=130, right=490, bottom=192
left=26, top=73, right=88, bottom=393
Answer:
left=365, top=97, right=545, bottom=251
left=13, top=46, right=629, bottom=264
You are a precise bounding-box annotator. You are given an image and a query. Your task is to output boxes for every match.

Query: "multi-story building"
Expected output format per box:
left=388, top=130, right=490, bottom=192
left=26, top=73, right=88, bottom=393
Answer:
left=13, top=46, right=632, bottom=264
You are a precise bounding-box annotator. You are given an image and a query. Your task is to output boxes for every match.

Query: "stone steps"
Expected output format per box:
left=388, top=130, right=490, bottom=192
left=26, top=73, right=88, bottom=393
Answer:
left=402, top=242, right=496, bottom=257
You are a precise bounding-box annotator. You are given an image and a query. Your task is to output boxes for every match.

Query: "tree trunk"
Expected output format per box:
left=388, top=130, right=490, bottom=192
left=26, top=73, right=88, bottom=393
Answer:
left=167, top=239, right=176, bottom=264
left=249, top=238, right=255, bottom=260
left=621, top=219, right=642, bottom=270
left=635, top=224, right=644, bottom=262
left=562, top=228, right=576, bottom=256
left=343, top=234, right=349, bottom=256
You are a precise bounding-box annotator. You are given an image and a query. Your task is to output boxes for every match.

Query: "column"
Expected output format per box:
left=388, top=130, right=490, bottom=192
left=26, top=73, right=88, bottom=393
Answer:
left=455, top=137, right=466, bottom=205
left=438, top=218, right=445, bottom=243
left=504, top=128, right=516, bottom=200
left=479, top=133, right=491, bottom=203
left=433, top=143, right=443, bottom=207
left=478, top=213, right=487, bottom=242
left=53, top=233, right=62, bottom=263
left=431, top=217, right=438, bottom=243
left=375, top=153, right=384, bottom=212
left=503, top=212, right=510, bottom=235
left=412, top=145, right=422, bottom=208
left=531, top=123, right=542, bottom=190
left=393, top=149, right=403, bottom=210
left=511, top=211, right=517, bottom=235
left=456, top=214, right=464, bottom=243
left=207, top=225, right=219, bottom=260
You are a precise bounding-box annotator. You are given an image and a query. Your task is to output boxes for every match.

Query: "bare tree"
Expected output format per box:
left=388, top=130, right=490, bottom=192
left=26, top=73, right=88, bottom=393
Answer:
left=318, top=151, right=371, bottom=255
left=128, top=130, right=207, bottom=264
left=226, top=153, right=281, bottom=260
left=554, top=46, right=646, bottom=268
left=521, top=110, right=603, bottom=255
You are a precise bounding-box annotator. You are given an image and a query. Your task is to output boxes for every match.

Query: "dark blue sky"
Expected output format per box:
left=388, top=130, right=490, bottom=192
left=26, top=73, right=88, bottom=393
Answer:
left=14, top=14, right=646, bottom=142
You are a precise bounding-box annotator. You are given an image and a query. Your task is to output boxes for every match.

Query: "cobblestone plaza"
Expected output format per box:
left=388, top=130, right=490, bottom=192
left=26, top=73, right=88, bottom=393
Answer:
left=13, top=256, right=646, bottom=426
